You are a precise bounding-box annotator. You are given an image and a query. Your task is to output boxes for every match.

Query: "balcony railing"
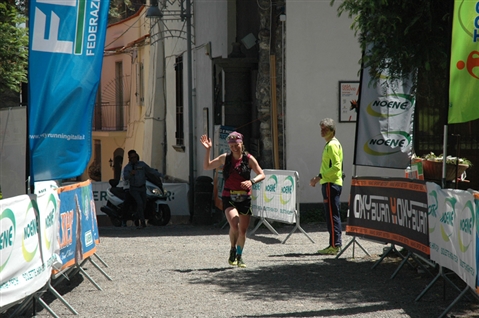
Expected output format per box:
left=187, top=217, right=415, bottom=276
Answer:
left=92, top=103, right=129, bottom=131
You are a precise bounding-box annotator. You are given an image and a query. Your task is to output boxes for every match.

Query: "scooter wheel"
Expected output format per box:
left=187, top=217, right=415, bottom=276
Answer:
left=150, top=204, right=171, bottom=226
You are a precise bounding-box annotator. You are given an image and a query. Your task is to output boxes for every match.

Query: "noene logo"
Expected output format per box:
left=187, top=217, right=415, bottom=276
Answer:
left=455, top=1, right=479, bottom=79
left=251, top=182, right=260, bottom=201
left=366, top=94, right=415, bottom=118
left=263, top=175, right=278, bottom=203
left=0, top=208, right=16, bottom=273
left=439, top=197, right=457, bottom=243
left=457, top=200, right=475, bottom=253
left=44, top=194, right=57, bottom=250
left=363, top=131, right=412, bottom=156
left=22, top=200, right=40, bottom=262
left=279, top=176, right=295, bottom=205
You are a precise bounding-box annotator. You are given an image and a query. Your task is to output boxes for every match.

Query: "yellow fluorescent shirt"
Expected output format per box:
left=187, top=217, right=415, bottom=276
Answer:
left=320, top=137, right=343, bottom=186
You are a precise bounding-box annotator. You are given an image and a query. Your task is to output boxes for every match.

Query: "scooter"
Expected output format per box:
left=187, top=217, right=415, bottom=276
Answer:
left=100, top=175, right=171, bottom=227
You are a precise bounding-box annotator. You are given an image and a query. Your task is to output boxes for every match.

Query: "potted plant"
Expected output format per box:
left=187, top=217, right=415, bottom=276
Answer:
left=420, top=152, right=471, bottom=181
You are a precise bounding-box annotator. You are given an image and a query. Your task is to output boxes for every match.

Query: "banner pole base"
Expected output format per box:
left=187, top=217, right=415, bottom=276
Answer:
left=89, top=257, right=113, bottom=281
left=371, top=244, right=402, bottom=269
left=34, top=295, right=60, bottom=318
left=390, top=251, right=435, bottom=280
left=76, top=259, right=102, bottom=291
left=93, top=252, right=109, bottom=268
left=437, top=286, right=471, bottom=318
left=336, top=236, right=370, bottom=259
left=415, top=266, right=469, bottom=302
left=248, top=217, right=279, bottom=236
left=282, top=210, right=314, bottom=244
left=282, top=223, right=315, bottom=244
left=47, top=279, right=79, bottom=315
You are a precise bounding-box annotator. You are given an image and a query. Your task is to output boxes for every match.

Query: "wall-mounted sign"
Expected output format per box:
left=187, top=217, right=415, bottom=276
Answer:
left=339, top=81, right=360, bottom=122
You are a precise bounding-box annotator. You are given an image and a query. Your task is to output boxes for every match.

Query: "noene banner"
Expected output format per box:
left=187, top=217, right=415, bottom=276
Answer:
left=0, top=187, right=60, bottom=307
left=0, top=180, right=100, bottom=308
left=253, top=170, right=298, bottom=224
left=354, top=64, right=415, bottom=168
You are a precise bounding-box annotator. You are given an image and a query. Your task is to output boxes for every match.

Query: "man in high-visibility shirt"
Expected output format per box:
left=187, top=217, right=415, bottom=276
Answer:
left=309, top=118, right=344, bottom=255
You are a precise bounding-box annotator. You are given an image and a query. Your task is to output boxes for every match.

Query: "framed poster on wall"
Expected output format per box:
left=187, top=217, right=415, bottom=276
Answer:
left=339, top=81, right=360, bottom=122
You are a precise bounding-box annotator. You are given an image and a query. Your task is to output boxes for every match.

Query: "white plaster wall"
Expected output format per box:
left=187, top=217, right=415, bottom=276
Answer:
left=164, top=0, right=230, bottom=182
left=195, top=0, right=231, bottom=59
left=286, top=1, right=403, bottom=204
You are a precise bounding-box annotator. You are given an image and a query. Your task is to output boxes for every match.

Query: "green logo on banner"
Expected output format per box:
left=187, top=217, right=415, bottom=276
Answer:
left=279, top=176, right=294, bottom=205
left=44, top=194, right=57, bottom=250
left=0, top=209, right=16, bottom=273
left=439, top=197, right=456, bottom=242
left=457, top=199, right=475, bottom=253
left=264, top=175, right=278, bottom=203
left=22, top=200, right=39, bottom=262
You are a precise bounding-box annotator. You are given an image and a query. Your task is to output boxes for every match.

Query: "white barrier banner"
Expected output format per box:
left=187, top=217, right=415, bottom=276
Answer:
left=163, top=183, right=189, bottom=216
left=92, top=181, right=110, bottom=216
left=252, top=170, right=297, bottom=224
left=92, top=182, right=189, bottom=216
left=0, top=188, right=60, bottom=307
left=427, top=182, right=476, bottom=289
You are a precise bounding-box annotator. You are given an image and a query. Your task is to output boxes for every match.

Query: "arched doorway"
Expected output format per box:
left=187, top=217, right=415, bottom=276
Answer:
left=112, top=148, right=124, bottom=180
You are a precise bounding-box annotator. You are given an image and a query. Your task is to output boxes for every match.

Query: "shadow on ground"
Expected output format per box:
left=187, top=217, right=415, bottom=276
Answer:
left=183, top=254, right=479, bottom=318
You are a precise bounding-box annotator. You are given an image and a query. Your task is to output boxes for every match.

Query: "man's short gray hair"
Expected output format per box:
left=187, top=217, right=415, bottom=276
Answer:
left=320, top=118, right=336, bottom=133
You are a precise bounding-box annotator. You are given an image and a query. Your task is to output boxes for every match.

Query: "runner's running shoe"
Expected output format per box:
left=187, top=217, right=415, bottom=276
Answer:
left=228, top=248, right=237, bottom=265
left=236, top=255, right=246, bottom=268
left=317, top=246, right=341, bottom=255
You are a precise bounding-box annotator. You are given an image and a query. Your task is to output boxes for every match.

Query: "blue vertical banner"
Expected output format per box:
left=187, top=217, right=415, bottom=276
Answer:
left=28, top=0, right=110, bottom=181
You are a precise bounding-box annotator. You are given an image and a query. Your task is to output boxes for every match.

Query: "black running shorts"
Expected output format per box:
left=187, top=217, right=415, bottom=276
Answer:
left=222, top=196, right=252, bottom=216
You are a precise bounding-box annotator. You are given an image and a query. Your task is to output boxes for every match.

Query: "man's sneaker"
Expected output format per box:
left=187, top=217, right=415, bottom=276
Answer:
left=317, top=246, right=341, bottom=255
left=236, top=256, right=246, bottom=268
left=228, top=248, right=237, bottom=266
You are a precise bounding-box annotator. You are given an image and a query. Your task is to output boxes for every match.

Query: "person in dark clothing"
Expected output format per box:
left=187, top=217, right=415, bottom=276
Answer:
left=120, top=189, right=134, bottom=227
left=123, top=150, right=151, bottom=229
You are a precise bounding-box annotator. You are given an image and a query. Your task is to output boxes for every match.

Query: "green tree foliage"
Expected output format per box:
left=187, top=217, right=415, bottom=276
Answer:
left=109, top=0, right=146, bottom=24
left=332, top=0, right=453, bottom=95
left=0, top=2, right=28, bottom=93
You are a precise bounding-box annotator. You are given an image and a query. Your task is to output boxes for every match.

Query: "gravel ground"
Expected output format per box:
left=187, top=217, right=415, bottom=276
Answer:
left=3, top=222, right=479, bottom=318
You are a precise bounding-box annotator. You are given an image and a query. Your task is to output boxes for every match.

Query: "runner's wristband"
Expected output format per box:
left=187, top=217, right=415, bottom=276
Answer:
left=250, top=179, right=256, bottom=184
